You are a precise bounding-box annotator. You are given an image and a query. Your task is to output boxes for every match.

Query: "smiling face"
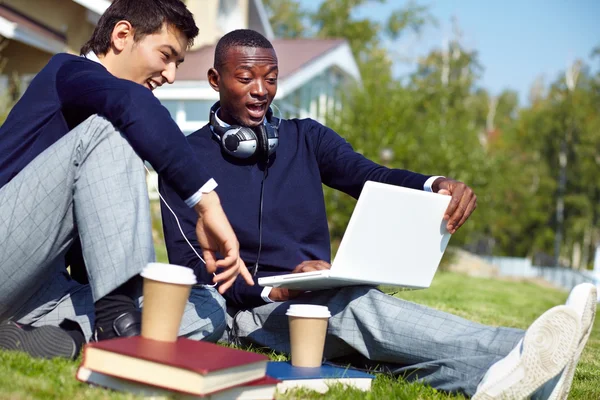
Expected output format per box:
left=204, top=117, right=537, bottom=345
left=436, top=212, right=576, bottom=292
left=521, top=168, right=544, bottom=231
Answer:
left=208, top=46, right=278, bottom=127
left=101, top=21, right=187, bottom=91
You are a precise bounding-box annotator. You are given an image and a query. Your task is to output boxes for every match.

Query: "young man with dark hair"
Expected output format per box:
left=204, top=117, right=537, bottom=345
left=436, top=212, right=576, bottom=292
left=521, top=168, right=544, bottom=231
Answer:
left=0, top=0, right=252, bottom=360
left=160, top=29, right=596, bottom=399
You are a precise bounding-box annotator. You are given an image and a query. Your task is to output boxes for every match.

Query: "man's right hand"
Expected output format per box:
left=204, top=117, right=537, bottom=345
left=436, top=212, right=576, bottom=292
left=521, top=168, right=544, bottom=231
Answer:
left=268, top=260, right=331, bottom=301
left=193, top=191, right=254, bottom=294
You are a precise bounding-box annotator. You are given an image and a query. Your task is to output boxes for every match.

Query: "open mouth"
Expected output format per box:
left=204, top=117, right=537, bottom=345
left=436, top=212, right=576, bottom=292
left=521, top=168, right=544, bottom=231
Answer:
left=146, top=79, right=158, bottom=91
left=246, top=103, right=267, bottom=119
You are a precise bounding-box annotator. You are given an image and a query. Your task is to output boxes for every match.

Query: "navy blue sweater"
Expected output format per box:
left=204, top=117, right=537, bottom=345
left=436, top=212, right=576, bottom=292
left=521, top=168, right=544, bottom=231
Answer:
left=0, top=53, right=210, bottom=200
left=160, top=118, right=431, bottom=309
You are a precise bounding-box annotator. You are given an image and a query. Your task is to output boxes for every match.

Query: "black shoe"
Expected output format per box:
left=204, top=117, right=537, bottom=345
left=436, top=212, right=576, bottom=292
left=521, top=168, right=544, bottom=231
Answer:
left=0, top=320, right=78, bottom=360
left=93, top=310, right=141, bottom=341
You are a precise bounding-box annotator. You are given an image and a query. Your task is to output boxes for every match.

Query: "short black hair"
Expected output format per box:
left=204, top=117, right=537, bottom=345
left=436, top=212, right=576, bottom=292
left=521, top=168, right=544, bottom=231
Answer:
left=214, top=29, right=274, bottom=70
left=81, top=0, right=199, bottom=56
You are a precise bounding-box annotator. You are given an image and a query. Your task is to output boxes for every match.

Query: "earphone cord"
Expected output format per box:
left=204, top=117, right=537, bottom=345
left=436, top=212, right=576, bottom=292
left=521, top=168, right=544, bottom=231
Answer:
left=144, top=164, right=217, bottom=287
left=253, top=165, right=268, bottom=277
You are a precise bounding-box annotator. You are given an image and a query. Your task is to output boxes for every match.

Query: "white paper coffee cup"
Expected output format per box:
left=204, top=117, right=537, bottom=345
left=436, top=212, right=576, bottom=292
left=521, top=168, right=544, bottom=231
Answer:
left=287, top=304, right=331, bottom=367
left=140, top=262, right=197, bottom=285
left=140, top=263, right=196, bottom=342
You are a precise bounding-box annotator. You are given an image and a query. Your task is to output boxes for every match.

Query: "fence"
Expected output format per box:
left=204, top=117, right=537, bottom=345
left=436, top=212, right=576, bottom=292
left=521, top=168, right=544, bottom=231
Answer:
left=483, top=256, right=600, bottom=299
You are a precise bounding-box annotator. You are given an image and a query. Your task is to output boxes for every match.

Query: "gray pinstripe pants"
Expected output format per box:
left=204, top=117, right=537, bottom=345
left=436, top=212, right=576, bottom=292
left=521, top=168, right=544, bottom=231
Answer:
left=0, top=115, right=226, bottom=341
left=225, top=286, right=525, bottom=396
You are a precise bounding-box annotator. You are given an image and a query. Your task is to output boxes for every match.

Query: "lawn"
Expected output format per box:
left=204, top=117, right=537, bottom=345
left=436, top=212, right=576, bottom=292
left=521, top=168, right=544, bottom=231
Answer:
left=1, top=272, right=598, bottom=399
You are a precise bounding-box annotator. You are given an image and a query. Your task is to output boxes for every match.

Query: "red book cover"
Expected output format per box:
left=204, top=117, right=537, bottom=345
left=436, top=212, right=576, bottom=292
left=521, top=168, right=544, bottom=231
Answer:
left=83, top=336, right=269, bottom=374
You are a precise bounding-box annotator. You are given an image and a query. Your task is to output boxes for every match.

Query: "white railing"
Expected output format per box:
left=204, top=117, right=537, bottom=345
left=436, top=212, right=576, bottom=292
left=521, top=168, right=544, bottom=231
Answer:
left=483, top=256, right=600, bottom=301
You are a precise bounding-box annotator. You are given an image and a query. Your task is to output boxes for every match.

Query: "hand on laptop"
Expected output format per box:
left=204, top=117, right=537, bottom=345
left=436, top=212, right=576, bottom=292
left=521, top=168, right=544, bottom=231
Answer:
left=268, top=261, right=331, bottom=301
left=431, top=178, right=477, bottom=234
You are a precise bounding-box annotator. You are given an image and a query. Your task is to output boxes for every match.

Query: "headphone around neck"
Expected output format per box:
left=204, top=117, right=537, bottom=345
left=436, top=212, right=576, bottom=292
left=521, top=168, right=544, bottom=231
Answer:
left=209, top=101, right=279, bottom=161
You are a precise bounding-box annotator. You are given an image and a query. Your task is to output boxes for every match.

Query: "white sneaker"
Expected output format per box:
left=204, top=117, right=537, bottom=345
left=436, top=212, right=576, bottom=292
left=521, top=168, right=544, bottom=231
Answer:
left=473, top=305, right=580, bottom=400
left=546, top=283, right=597, bottom=400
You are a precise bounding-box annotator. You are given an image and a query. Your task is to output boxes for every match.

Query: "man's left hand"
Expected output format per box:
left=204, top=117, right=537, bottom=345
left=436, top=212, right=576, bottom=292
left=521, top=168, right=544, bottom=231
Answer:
left=431, top=178, right=477, bottom=234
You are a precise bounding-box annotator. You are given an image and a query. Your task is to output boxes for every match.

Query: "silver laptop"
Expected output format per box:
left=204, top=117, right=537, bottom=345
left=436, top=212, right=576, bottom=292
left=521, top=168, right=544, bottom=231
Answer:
left=258, top=181, right=452, bottom=291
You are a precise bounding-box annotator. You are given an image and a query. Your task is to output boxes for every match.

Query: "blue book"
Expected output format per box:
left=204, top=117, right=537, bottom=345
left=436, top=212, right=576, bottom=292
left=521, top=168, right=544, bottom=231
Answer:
left=266, top=361, right=375, bottom=393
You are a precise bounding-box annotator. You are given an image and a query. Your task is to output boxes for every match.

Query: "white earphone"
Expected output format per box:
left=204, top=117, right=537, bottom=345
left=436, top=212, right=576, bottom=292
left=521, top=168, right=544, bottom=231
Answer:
left=144, top=164, right=217, bottom=288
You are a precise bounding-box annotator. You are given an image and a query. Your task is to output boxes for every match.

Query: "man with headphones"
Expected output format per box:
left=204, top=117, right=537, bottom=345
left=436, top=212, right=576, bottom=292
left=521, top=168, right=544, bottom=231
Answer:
left=159, top=29, right=595, bottom=399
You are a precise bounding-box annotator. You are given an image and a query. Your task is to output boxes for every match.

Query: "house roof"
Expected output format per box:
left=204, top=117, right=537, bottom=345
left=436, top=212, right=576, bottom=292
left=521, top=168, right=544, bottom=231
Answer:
left=176, top=38, right=348, bottom=81
left=0, top=4, right=67, bottom=53
left=0, top=5, right=66, bottom=44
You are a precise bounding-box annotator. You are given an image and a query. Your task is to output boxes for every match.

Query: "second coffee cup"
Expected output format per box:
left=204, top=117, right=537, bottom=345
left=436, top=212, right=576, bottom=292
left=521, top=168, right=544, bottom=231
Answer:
left=286, top=304, right=331, bottom=367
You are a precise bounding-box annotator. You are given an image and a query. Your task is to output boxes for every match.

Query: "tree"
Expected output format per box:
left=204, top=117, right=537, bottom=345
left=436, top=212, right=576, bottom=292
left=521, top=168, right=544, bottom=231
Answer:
left=262, top=1, right=600, bottom=267
left=496, top=58, right=600, bottom=267
left=308, top=1, right=441, bottom=247
left=312, top=0, right=435, bottom=82
left=262, top=0, right=307, bottom=38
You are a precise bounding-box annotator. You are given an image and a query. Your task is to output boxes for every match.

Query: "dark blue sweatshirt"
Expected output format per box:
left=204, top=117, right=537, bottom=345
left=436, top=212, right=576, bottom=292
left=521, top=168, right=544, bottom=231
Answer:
left=160, top=118, right=431, bottom=309
left=0, top=53, right=210, bottom=201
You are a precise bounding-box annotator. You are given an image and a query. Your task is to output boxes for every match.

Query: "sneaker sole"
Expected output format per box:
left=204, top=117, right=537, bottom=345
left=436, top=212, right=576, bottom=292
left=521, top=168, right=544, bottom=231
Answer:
left=473, top=305, right=580, bottom=400
left=548, top=285, right=597, bottom=400
left=0, top=321, right=77, bottom=360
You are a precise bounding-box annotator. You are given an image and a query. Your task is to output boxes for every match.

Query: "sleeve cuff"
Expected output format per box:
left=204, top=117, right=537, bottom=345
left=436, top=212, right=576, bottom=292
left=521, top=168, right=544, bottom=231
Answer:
left=261, top=286, right=275, bottom=303
left=424, top=176, right=444, bottom=192
left=184, top=178, right=218, bottom=208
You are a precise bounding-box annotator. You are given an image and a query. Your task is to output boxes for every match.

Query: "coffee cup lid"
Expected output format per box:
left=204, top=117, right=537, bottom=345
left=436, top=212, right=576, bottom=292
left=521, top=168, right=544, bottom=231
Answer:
left=286, top=304, right=331, bottom=318
left=141, top=263, right=197, bottom=285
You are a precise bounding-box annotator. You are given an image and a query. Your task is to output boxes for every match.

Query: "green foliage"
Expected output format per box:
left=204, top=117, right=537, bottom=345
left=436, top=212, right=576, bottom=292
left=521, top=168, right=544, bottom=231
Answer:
left=507, top=65, right=600, bottom=266
left=310, top=0, right=434, bottom=81
left=262, top=0, right=308, bottom=38
left=385, top=2, right=437, bottom=40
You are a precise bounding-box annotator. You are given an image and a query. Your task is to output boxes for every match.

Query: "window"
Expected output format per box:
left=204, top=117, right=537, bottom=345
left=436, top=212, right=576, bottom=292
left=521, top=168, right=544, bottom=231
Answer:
left=184, top=100, right=214, bottom=122
left=160, top=100, right=180, bottom=119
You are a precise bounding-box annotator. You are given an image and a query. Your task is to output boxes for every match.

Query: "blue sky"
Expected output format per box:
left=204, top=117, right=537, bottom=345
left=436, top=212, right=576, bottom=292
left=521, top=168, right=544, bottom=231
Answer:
left=300, top=0, right=599, bottom=105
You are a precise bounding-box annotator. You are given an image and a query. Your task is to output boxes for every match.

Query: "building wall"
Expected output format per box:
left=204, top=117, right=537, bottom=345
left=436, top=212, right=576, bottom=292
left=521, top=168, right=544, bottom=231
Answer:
left=4, top=0, right=95, bottom=54
left=186, top=0, right=249, bottom=50
left=1, top=40, right=50, bottom=76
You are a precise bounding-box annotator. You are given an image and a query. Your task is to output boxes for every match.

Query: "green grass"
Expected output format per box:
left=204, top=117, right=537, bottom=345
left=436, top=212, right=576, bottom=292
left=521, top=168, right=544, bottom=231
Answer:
left=1, top=272, right=598, bottom=399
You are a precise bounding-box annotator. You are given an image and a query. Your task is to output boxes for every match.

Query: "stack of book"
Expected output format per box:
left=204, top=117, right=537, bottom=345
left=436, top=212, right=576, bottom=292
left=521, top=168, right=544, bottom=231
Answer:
left=76, top=337, right=376, bottom=399
left=76, top=336, right=278, bottom=399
